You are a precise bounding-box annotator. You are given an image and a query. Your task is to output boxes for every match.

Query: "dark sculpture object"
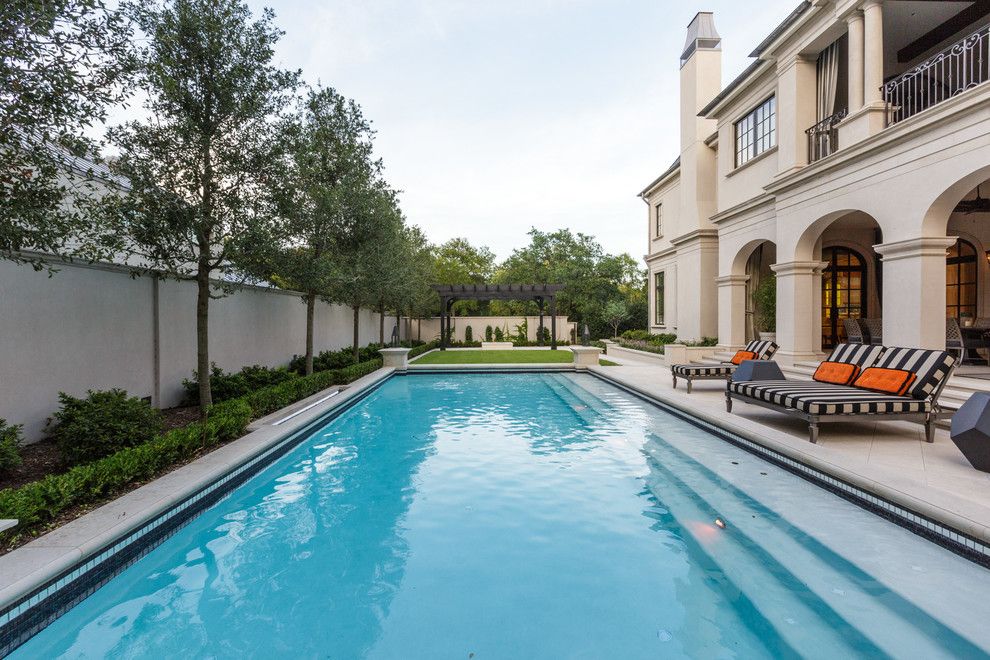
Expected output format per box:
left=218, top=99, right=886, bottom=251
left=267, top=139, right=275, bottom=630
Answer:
left=950, top=392, right=990, bottom=472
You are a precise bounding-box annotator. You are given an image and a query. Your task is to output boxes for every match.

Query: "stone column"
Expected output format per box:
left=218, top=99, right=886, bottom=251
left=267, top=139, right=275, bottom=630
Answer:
left=863, top=0, right=884, bottom=106
left=771, top=261, right=828, bottom=364
left=846, top=10, right=864, bottom=112
left=776, top=54, right=817, bottom=173
left=874, top=237, right=955, bottom=349
left=716, top=274, right=749, bottom=349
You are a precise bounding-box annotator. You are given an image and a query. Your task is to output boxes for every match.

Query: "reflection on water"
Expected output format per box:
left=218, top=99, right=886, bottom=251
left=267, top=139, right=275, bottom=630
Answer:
left=14, top=374, right=990, bottom=659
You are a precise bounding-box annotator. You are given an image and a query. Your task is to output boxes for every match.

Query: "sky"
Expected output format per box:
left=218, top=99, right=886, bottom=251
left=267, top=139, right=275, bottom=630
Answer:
left=175, top=1, right=801, bottom=260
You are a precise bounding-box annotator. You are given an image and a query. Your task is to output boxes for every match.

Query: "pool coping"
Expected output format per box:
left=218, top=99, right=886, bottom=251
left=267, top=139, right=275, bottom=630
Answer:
left=1, top=365, right=989, bottom=653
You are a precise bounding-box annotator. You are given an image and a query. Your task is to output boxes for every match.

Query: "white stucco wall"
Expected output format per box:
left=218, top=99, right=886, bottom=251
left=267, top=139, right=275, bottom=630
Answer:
left=0, top=260, right=388, bottom=442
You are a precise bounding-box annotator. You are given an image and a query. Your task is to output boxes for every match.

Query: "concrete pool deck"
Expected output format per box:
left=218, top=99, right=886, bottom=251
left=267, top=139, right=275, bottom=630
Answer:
left=589, top=352, right=990, bottom=545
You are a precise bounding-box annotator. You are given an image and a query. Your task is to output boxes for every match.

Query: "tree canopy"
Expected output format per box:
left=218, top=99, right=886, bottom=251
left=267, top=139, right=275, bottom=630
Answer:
left=1, top=0, right=133, bottom=268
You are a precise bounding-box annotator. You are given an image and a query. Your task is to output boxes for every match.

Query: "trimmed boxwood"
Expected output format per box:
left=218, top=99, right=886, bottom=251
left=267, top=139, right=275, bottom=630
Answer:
left=50, top=389, right=165, bottom=465
left=0, top=420, right=23, bottom=474
left=0, top=356, right=388, bottom=545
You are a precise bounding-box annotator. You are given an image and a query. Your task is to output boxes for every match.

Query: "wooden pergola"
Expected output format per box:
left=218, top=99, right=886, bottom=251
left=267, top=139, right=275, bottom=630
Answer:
left=432, top=284, right=565, bottom=350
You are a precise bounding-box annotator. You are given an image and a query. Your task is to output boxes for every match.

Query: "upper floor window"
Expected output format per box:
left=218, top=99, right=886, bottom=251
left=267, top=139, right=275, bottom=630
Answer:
left=654, top=203, right=663, bottom=237
left=735, top=96, right=776, bottom=167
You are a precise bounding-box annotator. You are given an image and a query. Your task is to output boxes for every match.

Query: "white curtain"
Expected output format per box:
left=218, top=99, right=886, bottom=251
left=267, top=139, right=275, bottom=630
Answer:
left=817, top=41, right=839, bottom=121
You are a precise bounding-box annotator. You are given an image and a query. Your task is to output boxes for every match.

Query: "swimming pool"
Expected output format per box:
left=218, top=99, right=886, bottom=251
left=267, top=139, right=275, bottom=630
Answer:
left=10, top=372, right=990, bottom=657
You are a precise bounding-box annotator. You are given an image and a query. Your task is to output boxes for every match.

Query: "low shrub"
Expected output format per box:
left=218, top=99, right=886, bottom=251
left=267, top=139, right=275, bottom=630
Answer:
left=50, top=390, right=164, bottom=465
left=183, top=364, right=297, bottom=404
left=0, top=420, right=23, bottom=474
left=241, top=359, right=383, bottom=418
left=0, top=400, right=252, bottom=541
left=408, top=341, right=437, bottom=359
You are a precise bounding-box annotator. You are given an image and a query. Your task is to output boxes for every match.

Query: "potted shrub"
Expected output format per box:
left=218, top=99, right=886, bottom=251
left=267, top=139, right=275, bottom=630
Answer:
left=753, top=275, right=776, bottom=342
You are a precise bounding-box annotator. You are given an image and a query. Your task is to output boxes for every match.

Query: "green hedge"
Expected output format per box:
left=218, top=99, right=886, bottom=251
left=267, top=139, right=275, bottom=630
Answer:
left=0, top=399, right=251, bottom=537
left=0, top=357, right=386, bottom=545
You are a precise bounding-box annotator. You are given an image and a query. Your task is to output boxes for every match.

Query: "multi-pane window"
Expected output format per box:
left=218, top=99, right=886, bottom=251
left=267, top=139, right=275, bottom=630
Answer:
left=654, top=272, right=665, bottom=325
left=946, top=239, right=977, bottom=320
left=654, top=203, right=663, bottom=237
left=734, top=96, right=776, bottom=167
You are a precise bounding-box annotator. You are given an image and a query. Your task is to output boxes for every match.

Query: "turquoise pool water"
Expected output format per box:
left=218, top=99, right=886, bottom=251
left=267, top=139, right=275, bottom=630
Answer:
left=13, top=373, right=990, bottom=658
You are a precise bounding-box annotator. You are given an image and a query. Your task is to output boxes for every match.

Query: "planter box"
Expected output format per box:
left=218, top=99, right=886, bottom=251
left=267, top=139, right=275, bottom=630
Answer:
left=481, top=342, right=514, bottom=350
left=603, top=343, right=664, bottom=364
left=663, top=344, right=718, bottom=366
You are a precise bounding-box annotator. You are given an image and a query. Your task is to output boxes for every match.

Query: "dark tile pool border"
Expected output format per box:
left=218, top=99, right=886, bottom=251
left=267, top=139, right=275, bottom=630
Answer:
left=0, top=375, right=390, bottom=657
left=585, top=370, right=990, bottom=569
left=3, top=366, right=989, bottom=655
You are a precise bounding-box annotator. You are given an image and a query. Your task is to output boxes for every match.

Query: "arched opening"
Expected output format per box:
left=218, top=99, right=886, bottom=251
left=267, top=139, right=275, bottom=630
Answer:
left=821, top=246, right=867, bottom=348
left=743, top=241, right=776, bottom=342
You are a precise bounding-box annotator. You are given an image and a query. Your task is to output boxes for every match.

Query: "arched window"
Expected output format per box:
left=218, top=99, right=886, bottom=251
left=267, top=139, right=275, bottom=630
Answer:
left=946, top=239, right=978, bottom=320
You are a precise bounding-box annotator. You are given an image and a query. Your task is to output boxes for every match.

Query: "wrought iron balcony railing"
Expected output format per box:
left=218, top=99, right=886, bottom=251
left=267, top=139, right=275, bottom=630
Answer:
left=883, top=23, right=990, bottom=125
left=806, top=108, right=847, bottom=163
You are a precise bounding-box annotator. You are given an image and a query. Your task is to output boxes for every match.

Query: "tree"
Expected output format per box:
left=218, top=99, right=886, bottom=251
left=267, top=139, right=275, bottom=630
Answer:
left=603, top=299, right=630, bottom=338
left=1, top=0, right=133, bottom=268
left=250, top=86, right=377, bottom=375
left=495, top=228, right=647, bottom=338
left=431, top=237, right=497, bottom=316
left=107, top=0, right=297, bottom=411
left=325, top=176, right=404, bottom=363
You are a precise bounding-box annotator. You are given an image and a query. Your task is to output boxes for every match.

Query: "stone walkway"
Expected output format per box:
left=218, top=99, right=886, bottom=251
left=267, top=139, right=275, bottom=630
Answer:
left=591, top=352, right=990, bottom=541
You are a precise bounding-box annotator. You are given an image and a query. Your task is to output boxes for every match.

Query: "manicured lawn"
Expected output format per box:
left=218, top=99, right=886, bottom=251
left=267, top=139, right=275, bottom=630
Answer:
left=599, top=359, right=619, bottom=366
left=413, top=349, right=574, bottom=364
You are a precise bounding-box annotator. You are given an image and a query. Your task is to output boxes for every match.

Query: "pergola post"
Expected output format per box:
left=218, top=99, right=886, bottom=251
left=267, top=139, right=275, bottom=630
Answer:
left=439, top=296, right=447, bottom=350
left=550, top=297, right=558, bottom=350
left=537, top=297, right=545, bottom=346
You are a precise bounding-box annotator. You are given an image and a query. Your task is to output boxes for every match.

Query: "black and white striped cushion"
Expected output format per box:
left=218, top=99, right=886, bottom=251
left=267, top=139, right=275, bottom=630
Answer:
left=744, top=340, right=778, bottom=360
left=728, top=380, right=929, bottom=415
left=671, top=364, right=735, bottom=377
left=869, top=347, right=956, bottom=400
left=826, top=343, right=885, bottom=367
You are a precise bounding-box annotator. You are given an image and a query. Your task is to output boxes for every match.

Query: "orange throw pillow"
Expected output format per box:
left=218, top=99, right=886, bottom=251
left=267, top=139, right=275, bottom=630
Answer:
left=813, top=361, right=860, bottom=386
left=853, top=368, right=917, bottom=396
left=730, top=350, right=757, bottom=365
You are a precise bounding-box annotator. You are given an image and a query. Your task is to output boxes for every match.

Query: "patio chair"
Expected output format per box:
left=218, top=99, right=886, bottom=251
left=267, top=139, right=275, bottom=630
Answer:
left=861, top=318, right=883, bottom=345
left=726, top=344, right=956, bottom=443
left=946, top=317, right=965, bottom=363
left=671, top=340, right=778, bottom=393
left=953, top=318, right=990, bottom=366
left=843, top=318, right=866, bottom=344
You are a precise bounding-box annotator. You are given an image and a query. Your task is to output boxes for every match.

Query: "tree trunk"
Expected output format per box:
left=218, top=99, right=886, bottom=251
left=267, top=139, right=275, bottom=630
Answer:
left=352, top=304, right=360, bottom=364
left=378, top=301, right=386, bottom=345
left=196, top=260, right=212, bottom=416
left=305, top=292, right=316, bottom=376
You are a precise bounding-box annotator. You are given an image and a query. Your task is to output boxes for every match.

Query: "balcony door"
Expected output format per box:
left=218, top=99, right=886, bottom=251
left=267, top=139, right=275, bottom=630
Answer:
left=822, top=247, right=867, bottom=349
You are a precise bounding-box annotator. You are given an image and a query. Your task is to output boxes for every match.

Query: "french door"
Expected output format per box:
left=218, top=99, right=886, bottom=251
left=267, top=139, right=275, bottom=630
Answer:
left=822, top=247, right=867, bottom=349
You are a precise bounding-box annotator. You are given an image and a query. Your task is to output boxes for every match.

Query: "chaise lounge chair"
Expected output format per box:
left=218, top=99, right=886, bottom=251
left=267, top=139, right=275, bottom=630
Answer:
left=725, top=344, right=957, bottom=443
left=671, top=340, right=778, bottom=393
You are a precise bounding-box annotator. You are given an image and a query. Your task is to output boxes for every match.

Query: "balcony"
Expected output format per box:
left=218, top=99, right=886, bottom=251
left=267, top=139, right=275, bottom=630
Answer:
left=805, top=109, right=847, bottom=163
left=883, top=23, right=990, bottom=126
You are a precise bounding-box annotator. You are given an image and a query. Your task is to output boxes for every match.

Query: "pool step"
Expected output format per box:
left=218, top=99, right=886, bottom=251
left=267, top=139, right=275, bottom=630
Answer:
left=639, top=438, right=961, bottom=658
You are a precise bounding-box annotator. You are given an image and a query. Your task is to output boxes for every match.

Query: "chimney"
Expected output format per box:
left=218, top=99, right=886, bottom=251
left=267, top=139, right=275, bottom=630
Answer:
left=680, top=11, right=721, bottom=232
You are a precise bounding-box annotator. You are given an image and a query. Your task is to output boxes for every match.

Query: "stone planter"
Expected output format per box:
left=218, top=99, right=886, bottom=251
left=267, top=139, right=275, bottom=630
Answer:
left=378, top=347, right=411, bottom=370
left=759, top=332, right=777, bottom=342
left=569, top=346, right=602, bottom=367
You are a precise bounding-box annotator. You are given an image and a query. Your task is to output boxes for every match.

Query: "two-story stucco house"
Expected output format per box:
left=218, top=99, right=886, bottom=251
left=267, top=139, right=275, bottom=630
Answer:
left=643, top=2, right=990, bottom=366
